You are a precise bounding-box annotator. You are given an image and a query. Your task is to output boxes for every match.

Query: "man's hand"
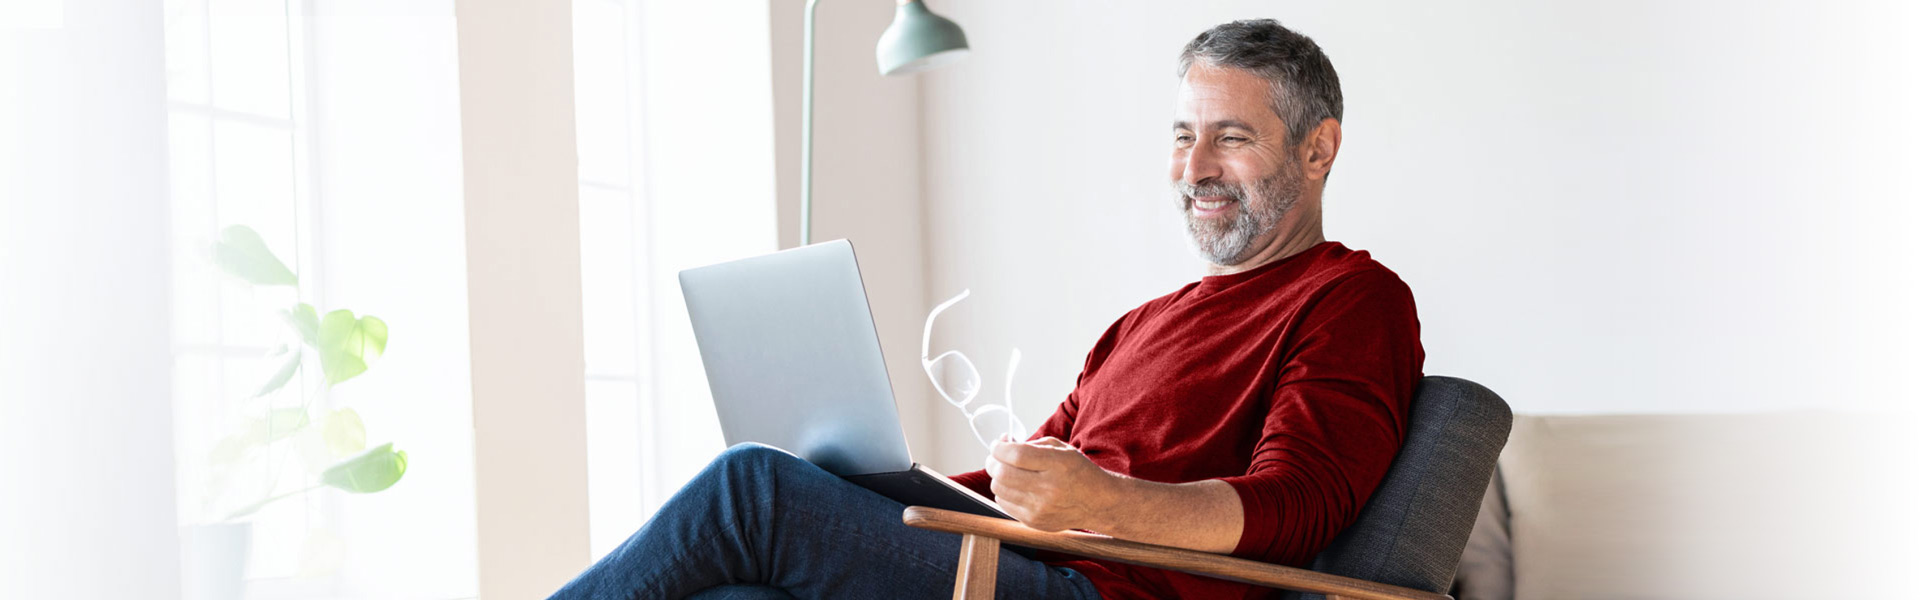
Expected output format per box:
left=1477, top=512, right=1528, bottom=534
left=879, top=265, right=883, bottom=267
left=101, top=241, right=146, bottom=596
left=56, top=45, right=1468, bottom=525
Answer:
left=985, top=436, right=1121, bottom=532
left=984, top=435, right=1246, bottom=553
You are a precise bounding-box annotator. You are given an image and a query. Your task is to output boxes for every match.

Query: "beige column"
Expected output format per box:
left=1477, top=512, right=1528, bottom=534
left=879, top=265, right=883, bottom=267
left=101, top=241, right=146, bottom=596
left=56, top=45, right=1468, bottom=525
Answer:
left=454, top=0, right=590, bottom=597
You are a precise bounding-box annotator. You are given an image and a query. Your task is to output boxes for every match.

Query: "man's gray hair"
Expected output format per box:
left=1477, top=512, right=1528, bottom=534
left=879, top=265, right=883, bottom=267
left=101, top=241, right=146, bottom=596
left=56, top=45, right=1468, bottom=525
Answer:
left=1177, top=19, right=1343, bottom=146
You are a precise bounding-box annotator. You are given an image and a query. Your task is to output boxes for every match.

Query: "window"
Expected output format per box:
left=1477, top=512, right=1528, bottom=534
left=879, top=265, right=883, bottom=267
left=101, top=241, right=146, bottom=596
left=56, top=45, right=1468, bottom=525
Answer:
left=167, top=2, right=477, bottom=598
left=572, top=0, right=656, bottom=559
left=572, top=0, right=781, bottom=561
left=165, top=0, right=320, bottom=591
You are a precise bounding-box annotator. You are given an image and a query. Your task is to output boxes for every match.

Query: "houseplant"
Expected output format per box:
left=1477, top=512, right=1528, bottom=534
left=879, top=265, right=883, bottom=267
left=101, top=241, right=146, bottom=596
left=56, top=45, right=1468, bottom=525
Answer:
left=185, top=225, right=408, bottom=597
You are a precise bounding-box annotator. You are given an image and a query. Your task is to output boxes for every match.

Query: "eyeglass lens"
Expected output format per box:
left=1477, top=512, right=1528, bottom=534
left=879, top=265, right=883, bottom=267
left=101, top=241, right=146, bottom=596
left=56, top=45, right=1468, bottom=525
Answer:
left=925, top=352, right=981, bottom=407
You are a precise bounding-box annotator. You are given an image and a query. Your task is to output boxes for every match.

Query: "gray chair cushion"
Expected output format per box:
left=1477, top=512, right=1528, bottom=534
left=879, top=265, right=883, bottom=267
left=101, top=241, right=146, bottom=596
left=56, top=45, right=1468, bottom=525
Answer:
left=1287, top=376, right=1513, bottom=600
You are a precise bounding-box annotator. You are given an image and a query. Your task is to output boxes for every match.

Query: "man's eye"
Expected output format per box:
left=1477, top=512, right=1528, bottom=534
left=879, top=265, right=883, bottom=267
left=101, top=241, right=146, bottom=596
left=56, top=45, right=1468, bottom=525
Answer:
left=1222, top=136, right=1249, bottom=143
left=1174, top=134, right=1194, bottom=143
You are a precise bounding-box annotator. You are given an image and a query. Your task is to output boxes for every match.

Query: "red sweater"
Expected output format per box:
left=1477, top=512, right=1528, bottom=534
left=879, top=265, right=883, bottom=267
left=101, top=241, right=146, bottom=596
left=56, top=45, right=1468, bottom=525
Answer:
left=950, top=241, right=1424, bottom=600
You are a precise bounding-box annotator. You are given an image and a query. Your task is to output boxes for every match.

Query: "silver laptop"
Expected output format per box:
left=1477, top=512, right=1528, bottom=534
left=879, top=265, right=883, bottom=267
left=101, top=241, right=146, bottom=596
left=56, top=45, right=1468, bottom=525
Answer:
left=679, top=239, right=1013, bottom=521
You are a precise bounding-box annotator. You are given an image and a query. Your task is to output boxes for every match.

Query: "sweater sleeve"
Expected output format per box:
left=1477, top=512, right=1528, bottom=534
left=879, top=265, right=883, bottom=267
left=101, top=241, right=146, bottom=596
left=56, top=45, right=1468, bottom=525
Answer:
left=1216, top=269, right=1424, bottom=566
left=947, top=311, right=1134, bottom=501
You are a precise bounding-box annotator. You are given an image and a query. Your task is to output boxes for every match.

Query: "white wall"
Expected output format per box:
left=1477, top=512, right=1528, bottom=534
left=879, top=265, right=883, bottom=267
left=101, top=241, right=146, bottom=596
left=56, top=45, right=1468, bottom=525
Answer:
left=915, top=0, right=1919, bottom=473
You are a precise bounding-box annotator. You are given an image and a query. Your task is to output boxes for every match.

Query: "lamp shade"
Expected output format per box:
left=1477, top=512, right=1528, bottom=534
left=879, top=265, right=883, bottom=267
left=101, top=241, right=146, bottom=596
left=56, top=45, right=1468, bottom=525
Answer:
left=875, top=1, right=969, bottom=76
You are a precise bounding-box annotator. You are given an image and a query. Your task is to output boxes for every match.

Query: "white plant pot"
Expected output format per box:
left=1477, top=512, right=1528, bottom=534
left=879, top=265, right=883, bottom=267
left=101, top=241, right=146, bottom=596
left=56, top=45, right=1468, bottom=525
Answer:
left=182, top=522, right=252, bottom=600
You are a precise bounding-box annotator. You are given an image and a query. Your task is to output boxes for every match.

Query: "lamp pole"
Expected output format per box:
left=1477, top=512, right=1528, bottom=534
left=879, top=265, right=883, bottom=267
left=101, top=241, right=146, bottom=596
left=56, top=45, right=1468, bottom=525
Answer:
left=801, top=0, right=819, bottom=246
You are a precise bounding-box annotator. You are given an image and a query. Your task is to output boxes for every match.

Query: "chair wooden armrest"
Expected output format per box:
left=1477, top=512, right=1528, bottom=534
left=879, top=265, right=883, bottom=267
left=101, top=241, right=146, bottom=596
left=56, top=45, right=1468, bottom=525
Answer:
left=902, top=506, right=1450, bottom=600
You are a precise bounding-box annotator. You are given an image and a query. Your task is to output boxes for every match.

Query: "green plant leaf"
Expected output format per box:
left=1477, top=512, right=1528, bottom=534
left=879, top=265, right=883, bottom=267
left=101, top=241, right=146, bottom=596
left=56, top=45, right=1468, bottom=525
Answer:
left=208, top=432, right=256, bottom=466
left=253, top=352, right=301, bottom=398
left=282, top=303, right=320, bottom=347
left=208, top=408, right=309, bottom=466
left=318, top=310, right=387, bottom=385
left=320, top=443, right=406, bottom=493
left=211, top=225, right=297, bottom=286
left=321, top=408, right=366, bottom=458
left=264, top=407, right=310, bottom=442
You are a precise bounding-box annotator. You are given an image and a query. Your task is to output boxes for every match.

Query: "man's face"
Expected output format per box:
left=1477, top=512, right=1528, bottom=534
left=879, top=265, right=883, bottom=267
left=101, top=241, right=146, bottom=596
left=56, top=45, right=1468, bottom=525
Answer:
left=1170, top=64, right=1306, bottom=266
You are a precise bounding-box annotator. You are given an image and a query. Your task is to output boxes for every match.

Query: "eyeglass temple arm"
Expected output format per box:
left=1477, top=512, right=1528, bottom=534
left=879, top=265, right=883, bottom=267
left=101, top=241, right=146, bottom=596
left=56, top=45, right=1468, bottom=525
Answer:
left=1004, top=348, right=1022, bottom=435
left=922, top=289, right=972, bottom=359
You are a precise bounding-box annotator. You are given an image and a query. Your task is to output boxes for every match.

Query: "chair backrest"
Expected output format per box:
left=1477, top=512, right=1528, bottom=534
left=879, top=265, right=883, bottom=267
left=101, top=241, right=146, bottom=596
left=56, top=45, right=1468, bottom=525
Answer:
left=1285, top=376, right=1513, bottom=600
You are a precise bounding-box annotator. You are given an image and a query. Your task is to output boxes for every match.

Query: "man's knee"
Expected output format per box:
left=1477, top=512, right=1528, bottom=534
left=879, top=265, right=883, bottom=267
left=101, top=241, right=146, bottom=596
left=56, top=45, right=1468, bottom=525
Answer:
left=713, top=442, right=812, bottom=477
left=698, top=443, right=835, bottom=510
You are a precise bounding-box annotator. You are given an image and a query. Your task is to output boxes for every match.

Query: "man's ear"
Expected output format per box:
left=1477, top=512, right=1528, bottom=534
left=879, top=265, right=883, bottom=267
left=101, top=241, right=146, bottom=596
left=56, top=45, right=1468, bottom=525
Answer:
left=1301, top=118, right=1343, bottom=181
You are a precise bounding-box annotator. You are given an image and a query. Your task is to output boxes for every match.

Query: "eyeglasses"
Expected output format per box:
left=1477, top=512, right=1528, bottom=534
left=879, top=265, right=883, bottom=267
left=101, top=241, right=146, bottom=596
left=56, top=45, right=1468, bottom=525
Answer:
left=922, top=289, right=1030, bottom=450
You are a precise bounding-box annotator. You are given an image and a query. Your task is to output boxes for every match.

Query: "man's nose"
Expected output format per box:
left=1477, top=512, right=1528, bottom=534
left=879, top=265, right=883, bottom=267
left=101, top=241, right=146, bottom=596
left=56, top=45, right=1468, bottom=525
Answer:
left=1180, top=142, right=1222, bottom=187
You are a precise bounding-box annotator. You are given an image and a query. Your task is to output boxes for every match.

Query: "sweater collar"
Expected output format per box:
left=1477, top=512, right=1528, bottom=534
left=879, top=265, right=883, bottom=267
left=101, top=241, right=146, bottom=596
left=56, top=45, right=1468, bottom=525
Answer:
left=1193, top=241, right=1340, bottom=294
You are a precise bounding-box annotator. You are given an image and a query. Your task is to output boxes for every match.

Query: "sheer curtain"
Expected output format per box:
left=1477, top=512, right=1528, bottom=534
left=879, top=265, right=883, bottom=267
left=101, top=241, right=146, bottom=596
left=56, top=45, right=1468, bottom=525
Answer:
left=1, top=1, right=179, bottom=598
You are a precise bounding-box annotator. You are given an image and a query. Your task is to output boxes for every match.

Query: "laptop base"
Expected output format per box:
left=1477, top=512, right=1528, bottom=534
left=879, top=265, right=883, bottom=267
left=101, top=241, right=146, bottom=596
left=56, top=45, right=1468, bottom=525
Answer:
left=845, top=464, right=1038, bottom=558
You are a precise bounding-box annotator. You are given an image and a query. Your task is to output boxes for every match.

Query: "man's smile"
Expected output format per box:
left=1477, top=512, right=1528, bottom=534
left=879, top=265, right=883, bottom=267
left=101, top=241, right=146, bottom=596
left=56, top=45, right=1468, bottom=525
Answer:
left=1190, top=195, right=1237, bottom=216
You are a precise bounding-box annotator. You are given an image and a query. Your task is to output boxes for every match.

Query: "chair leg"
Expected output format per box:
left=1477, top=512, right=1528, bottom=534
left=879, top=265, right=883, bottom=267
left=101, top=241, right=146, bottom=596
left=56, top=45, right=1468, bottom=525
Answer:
left=952, top=533, right=1000, bottom=600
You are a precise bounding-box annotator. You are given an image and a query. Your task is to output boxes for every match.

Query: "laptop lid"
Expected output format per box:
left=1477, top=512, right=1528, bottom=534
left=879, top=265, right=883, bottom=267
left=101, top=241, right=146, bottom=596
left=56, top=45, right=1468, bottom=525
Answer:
left=678, top=239, right=915, bottom=477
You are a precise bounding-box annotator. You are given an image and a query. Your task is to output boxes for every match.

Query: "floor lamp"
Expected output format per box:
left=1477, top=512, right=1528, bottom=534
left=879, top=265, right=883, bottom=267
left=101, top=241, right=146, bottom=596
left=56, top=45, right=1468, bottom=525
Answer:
left=799, top=0, right=970, bottom=246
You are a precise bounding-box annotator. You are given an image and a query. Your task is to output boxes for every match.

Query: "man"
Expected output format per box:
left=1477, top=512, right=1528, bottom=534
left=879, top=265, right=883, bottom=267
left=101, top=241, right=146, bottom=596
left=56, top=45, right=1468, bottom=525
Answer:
left=550, top=19, right=1421, bottom=600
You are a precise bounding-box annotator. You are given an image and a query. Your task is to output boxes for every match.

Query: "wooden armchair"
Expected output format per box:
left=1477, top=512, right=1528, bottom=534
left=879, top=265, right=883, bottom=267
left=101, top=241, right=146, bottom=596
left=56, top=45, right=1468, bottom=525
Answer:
left=904, top=376, right=1512, bottom=600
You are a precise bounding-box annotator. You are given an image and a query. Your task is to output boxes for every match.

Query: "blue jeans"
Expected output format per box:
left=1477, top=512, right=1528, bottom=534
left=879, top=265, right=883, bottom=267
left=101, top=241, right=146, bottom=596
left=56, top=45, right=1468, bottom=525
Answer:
left=547, top=443, right=1103, bottom=600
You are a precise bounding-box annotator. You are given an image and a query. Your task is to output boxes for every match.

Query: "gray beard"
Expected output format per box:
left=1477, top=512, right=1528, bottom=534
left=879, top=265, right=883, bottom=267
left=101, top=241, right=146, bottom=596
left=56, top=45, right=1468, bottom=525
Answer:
left=1173, top=161, right=1305, bottom=266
